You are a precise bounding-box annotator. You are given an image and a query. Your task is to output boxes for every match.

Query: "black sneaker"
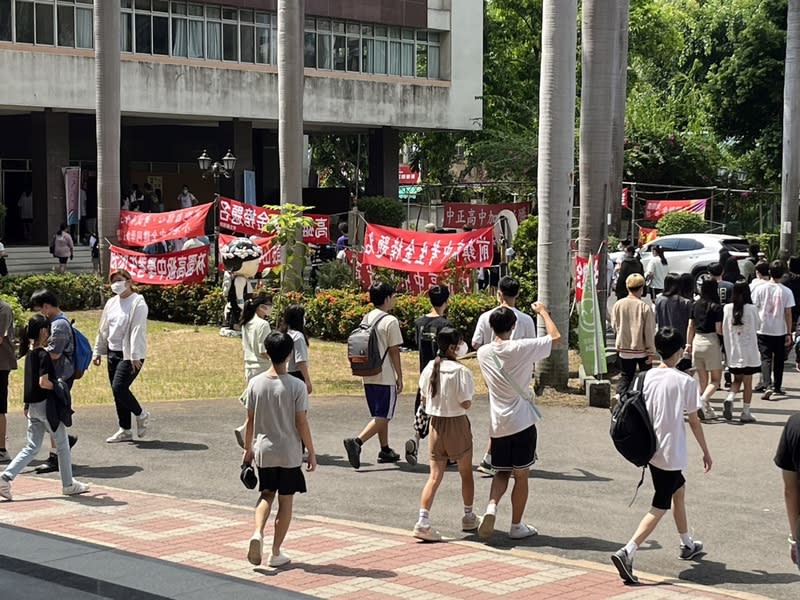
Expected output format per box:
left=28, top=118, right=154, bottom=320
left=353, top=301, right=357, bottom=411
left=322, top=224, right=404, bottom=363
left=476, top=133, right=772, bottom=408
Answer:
left=754, top=384, right=767, bottom=393
left=679, top=540, right=704, bottom=560
left=35, top=453, right=59, bottom=474
left=404, top=438, right=418, bottom=466
left=343, top=438, right=361, bottom=470
left=611, top=548, right=639, bottom=584
left=477, top=460, right=495, bottom=476
left=773, top=389, right=786, bottom=396
left=377, top=448, right=400, bottom=463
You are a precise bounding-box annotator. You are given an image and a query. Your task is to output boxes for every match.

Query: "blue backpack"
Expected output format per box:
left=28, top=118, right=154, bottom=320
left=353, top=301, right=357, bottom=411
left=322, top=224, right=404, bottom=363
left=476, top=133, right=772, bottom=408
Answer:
left=55, top=315, right=92, bottom=380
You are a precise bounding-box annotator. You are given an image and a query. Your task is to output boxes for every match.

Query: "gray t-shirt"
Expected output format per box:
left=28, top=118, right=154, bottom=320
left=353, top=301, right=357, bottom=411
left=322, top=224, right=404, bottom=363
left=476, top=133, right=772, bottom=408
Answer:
left=46, top=315, right=74, bottom=380
left=286, top=329, right=309, bottom=373
left=246, top=373, right=308, bottom=468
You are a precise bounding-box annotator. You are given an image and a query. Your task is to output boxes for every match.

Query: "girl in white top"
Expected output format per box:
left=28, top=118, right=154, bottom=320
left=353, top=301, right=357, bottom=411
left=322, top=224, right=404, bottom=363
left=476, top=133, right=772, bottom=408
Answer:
left=240, top=294, right=272, bottom=382
left=280, top=304, right=312, bottom=395
left=412, top=327, right=476, bottom=542
left=645, top=245, right=669, bottom=300
left=722, top=282, right=761, bottom=423
left=92, top=269, right=150, bottom=443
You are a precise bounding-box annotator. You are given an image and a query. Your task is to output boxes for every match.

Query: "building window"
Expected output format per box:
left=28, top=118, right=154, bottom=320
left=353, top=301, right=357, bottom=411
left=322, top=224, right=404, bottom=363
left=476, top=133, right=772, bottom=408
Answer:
left=15, top=1, right=34, bottom=43
left=0, top=0, right=11, bottom=41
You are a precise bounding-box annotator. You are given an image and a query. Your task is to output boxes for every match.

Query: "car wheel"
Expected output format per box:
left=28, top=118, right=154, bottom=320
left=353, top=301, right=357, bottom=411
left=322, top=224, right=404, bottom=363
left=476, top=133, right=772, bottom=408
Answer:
left=694, top=268, right=711, bottom=292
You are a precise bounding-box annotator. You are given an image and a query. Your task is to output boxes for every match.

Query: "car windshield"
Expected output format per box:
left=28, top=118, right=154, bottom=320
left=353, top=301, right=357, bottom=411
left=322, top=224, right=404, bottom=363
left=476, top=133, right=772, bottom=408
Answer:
left=720, top=238, right=749, bottom=253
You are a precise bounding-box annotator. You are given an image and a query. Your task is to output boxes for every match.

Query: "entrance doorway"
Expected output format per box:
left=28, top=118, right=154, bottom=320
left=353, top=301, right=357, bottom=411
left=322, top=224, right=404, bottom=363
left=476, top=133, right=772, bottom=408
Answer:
left=1, top=169, right=33, bottom=244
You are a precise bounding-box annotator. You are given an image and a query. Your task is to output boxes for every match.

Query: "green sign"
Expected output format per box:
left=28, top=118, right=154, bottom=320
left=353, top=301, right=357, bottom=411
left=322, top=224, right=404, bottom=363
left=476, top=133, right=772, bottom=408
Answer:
left=578, top=260, right=608, bottom=377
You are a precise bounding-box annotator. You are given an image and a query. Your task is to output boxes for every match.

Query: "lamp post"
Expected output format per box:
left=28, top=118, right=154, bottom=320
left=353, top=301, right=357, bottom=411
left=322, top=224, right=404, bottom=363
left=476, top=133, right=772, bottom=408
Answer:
left=197, top=149, right=237, bottom=281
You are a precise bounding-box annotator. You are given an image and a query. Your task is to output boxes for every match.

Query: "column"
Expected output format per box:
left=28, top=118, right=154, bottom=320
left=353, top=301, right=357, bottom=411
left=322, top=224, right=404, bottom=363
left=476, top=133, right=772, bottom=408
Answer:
left=31, top=110, right=70, bottom=245
left=219, top=119, right=254, bottom=200
left=366, top=127, right=399, bottom=199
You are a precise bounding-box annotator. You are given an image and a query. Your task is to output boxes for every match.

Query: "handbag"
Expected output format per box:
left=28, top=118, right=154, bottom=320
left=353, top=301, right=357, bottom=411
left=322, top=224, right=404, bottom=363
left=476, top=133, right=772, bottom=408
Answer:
left=240, top=462, right=257, bottom=489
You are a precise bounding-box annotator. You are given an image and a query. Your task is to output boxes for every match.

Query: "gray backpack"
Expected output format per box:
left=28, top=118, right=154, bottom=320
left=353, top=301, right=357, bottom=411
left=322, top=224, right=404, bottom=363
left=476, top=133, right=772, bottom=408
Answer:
left=348, top=312, right=390, bottom=376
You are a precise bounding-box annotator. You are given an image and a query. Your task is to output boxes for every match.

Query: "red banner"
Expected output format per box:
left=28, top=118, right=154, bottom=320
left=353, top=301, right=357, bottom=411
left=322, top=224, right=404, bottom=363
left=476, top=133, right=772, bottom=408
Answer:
left=574, top=255, right=600, bottom=302
left=643, top=199, right=707, bottom=221
left=218, top=196, right=331, bottom=244
left=117, top=204, right=212, bottom=246
left=639, top=226, right=658, bottom=246
left=218, top=234, right=281, bottom=273
left=345, top=249, right=472, bottom=294
left=362, top=224, right=493, bottom=273
left=109, top=245, right=208, bottom=285
left=621, top=187, right=630, bottom=209
left=442, top=202, right=529, bottom=229
left=399, top=164, right=421, bottom=185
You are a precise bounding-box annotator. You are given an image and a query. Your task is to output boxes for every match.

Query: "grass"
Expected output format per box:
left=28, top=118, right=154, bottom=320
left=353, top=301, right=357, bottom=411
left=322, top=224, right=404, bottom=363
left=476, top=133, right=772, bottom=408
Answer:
left=7, top=311, right=588, bottom=409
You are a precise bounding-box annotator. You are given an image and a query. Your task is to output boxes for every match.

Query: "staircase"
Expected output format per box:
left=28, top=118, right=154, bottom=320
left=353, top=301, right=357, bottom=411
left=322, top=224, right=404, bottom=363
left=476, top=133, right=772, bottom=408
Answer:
left=4, top=246, right=95, bottom=275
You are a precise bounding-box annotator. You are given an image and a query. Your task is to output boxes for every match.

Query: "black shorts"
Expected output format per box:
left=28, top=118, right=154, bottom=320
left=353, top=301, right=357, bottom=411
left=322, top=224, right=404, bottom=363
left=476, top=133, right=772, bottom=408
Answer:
left=0, top=370, right=8, bottom=413
left=257, top=466, right=307, bottom=495
left=729, top=366, right=760, bottom=375
left=57, top=256, right=69, bottom=265
left=649, top=464, right=685, bottom=510
left=491, top=424, right=537, bottom=471
left=289, top=371, right=305, bottom=383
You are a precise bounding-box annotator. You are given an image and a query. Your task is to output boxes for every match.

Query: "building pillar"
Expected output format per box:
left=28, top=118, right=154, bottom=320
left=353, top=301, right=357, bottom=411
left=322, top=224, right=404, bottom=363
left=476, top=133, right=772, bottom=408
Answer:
left=366, top=127, right=399, bottom=199
left=219, top=119, right=254, bottom=201
left=255, top=130, right=279, bottom=203
left=31, top=109, right=70, bottom=245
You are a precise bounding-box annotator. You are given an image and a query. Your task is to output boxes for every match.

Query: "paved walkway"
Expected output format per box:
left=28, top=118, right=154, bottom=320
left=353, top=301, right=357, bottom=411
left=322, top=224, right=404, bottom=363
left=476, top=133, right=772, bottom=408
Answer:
left=0, top=477, right=766, bottom=600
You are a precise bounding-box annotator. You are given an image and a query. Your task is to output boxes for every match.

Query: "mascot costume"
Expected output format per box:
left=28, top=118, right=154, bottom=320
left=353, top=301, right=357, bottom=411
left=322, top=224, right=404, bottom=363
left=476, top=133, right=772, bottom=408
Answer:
left=220, top=238, right=263, bottom=337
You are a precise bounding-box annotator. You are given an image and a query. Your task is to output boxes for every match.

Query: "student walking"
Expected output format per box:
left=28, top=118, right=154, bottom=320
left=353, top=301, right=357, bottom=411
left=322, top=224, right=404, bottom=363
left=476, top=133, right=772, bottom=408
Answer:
left=654, top=274, right=692, bottom=336
left=645, top=245, right=669, bottom=300
left=610, top=326, right=712, bottom=585
left=243, top=332, right=316, bottom=567
left=722, top=282, right=761, bottom=423
left=774, top=413, right=800, bottom=568
left=235, top=293, right=272, bottom=448
left=0, top=315, right=89, bottom=500
left=612, top=273, right=656, bottom=398
left=92, top=270, right=150, bottom=443
left=407, top=285, right=455, bottom=467
left=752, top=261, right=795, bottom=400
left=0, top=299, right=17, bottom=463
left=475, top=304, right=560, bottom=540
left=281, top=304, right=312, bottom=394
left=615, top=246, right=644, bottom=300
left=51, top=224, right=74, bottom=274
left=686, top=280, right=724, bottom=420
left=412, top=327, right=476, bottom=541
left=343, top=282, right=404, bottom=469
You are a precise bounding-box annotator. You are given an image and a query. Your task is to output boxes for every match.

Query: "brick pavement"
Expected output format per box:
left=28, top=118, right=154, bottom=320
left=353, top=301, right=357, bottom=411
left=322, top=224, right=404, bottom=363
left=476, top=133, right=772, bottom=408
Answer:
left=0, top=477, right=765, bottom=600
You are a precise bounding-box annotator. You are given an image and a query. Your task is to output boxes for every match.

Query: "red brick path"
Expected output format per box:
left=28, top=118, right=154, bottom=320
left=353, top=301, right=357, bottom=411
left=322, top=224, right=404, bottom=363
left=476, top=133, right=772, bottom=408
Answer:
left=0, top=478, right=758, bottom=600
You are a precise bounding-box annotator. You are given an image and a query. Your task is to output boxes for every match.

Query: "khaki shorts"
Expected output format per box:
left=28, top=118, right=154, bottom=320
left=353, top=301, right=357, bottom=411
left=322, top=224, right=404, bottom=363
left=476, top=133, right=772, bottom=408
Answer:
left=693, top=332, right=723, bottom=371
left=429, top=415, right=473, bottom=463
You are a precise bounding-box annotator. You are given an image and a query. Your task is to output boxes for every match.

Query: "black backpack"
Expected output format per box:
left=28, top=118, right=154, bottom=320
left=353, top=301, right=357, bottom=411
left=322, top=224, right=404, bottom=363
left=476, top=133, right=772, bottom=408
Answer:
left=610, top=372, right=657, bottom=468
left=347, top=312, right=390, bottom=377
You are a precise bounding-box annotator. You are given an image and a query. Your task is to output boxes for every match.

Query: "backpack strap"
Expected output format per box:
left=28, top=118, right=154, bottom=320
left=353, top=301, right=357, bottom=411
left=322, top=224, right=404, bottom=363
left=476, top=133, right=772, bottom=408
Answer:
left=627, top=370, right=649, bottom=507
left=365, top=312, right=392, bottom=365
left=489, top=350, right=542, bottom=420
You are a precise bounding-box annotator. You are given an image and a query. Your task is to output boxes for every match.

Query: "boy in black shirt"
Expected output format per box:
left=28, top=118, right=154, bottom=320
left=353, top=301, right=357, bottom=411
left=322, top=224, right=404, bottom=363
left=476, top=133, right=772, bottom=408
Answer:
left=775, top=414, right=800, bottom=569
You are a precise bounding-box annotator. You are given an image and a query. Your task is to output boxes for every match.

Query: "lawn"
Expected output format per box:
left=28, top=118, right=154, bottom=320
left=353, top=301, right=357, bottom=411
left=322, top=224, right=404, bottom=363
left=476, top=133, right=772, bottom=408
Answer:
left=6, top=310, right=499, bottom=409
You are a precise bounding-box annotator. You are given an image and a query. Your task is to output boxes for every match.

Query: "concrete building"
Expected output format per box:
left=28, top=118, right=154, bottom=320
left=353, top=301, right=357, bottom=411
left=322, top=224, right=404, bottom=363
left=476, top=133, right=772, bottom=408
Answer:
left=0, top=0, right=483, bottom=245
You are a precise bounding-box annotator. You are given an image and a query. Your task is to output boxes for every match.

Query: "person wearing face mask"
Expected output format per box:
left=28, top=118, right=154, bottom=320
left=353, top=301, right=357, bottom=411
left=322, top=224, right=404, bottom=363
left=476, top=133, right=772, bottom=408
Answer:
left=92, top=270, right=150, bottom=443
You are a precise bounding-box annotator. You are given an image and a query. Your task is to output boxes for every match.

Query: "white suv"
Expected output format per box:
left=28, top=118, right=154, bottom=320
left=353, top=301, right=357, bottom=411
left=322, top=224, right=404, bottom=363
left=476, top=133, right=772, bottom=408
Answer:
left=638, top=233, right=750, bottom=285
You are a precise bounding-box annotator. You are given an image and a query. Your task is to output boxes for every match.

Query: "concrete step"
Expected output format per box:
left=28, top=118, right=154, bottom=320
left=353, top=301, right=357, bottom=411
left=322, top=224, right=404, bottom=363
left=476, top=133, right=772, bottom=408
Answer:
left=3, top=246, right=94, bottom=275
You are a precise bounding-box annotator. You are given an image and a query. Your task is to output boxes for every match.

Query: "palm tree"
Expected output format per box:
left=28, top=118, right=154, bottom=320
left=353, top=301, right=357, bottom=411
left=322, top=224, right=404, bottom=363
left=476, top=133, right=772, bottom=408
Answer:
left=579, top=0, right=618, bottom=312
left=609, top=1, right=630, bottom=239
left=781, top=0, right=800, bottom=256
left=277, top=0, right=305, bottom=289
left=94, top=1, right=121, bottom=276
left=536, top=0, right=577, bottom=388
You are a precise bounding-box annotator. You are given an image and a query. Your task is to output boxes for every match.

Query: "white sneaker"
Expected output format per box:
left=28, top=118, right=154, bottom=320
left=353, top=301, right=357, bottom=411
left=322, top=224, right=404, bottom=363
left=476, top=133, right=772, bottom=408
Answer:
left=268, top=552, right=291, bottom=567
left=106, top=429, right=133, bottom=443
left=247, top=534, right=263, bottom=566
left=0, top=476, right=11, bottom=500
left=412, top=523, right=442, bottom=542
left=62, top=480, right=90, bottom=496
left=0, top=449, right=10, bottom=462
left=509, top=523, right=538, bottom=539
left=136, top=411, right=151, bottom=437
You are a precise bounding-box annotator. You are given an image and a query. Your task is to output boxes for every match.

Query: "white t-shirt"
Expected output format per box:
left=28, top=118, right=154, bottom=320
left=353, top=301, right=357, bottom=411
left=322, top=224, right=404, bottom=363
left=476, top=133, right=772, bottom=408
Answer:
left=241, top=315, right=271, bottom=376
left=645, top=257, right=669, bottom=290
left=286, top=329, right=309, bottom=373
left=362, top=308, right=404, bottom=386
left=418, top=359, right=474, bottom=417
left=106, top=294, right=136, bottom=352
left=179, top=191, right=197, bottom=209
left=643, top=367, right=703, bottom=471
left=472, top=306, right=536, bottom=348
left=722, top=303, right=761, bottom=369
left=477, top=336, right=552, bottom=438
left=750, top=278, right=767, bottom=294
left=751, top=281, right=795, bottom=335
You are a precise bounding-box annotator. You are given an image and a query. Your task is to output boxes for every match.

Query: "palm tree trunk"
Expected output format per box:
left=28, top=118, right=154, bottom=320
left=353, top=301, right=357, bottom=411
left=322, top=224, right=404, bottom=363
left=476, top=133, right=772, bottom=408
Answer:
left=781, top=0, right=800, bottom=256
left=277, top=0, right=305, bottom=290
left=536, top=0, right=578, bottom=389
left=609, top=0, right=630, bottom=239
left=579, top=0, right=619, bottom=315
left=95, top=1, right=121, bottom=277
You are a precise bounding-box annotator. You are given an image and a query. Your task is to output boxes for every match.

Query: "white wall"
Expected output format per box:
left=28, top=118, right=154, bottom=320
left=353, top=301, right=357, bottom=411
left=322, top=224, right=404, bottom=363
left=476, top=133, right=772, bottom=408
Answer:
left=0, top=0, right=483, bottom=133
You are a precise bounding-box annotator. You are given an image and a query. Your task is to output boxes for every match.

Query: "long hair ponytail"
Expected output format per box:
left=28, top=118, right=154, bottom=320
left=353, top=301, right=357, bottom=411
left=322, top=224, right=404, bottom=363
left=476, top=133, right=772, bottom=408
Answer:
left=19, top=314, right=50, bottom=358
left=731, top=281, right=751, bottom=327
left=429, top=327, right=462, bottom=399
left=280, top=304, right=309, bottom=346
left=239, top=293, right=271, bottom=327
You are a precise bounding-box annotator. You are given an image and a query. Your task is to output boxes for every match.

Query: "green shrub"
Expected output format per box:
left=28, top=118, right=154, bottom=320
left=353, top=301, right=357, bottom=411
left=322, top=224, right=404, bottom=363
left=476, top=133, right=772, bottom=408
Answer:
left=356, top=196, right=405, bottom=227
left=137, top=281, right=226, bottom=326
left=0, top=293, right=28, bottom=337
left=508, top=215, right=538, bottom=305
left=656, top=211, right=706, bottom=236
left=0, top=273, right=104, bottom=311
left=314, top=261, right=356, bottom=291
left=746, top=232, right=779, bottom=261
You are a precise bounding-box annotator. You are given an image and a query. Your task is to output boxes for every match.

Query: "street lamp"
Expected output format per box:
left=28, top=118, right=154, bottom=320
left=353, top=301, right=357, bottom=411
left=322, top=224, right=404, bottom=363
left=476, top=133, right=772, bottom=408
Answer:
left=197, top=149, right=237, bottom=281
